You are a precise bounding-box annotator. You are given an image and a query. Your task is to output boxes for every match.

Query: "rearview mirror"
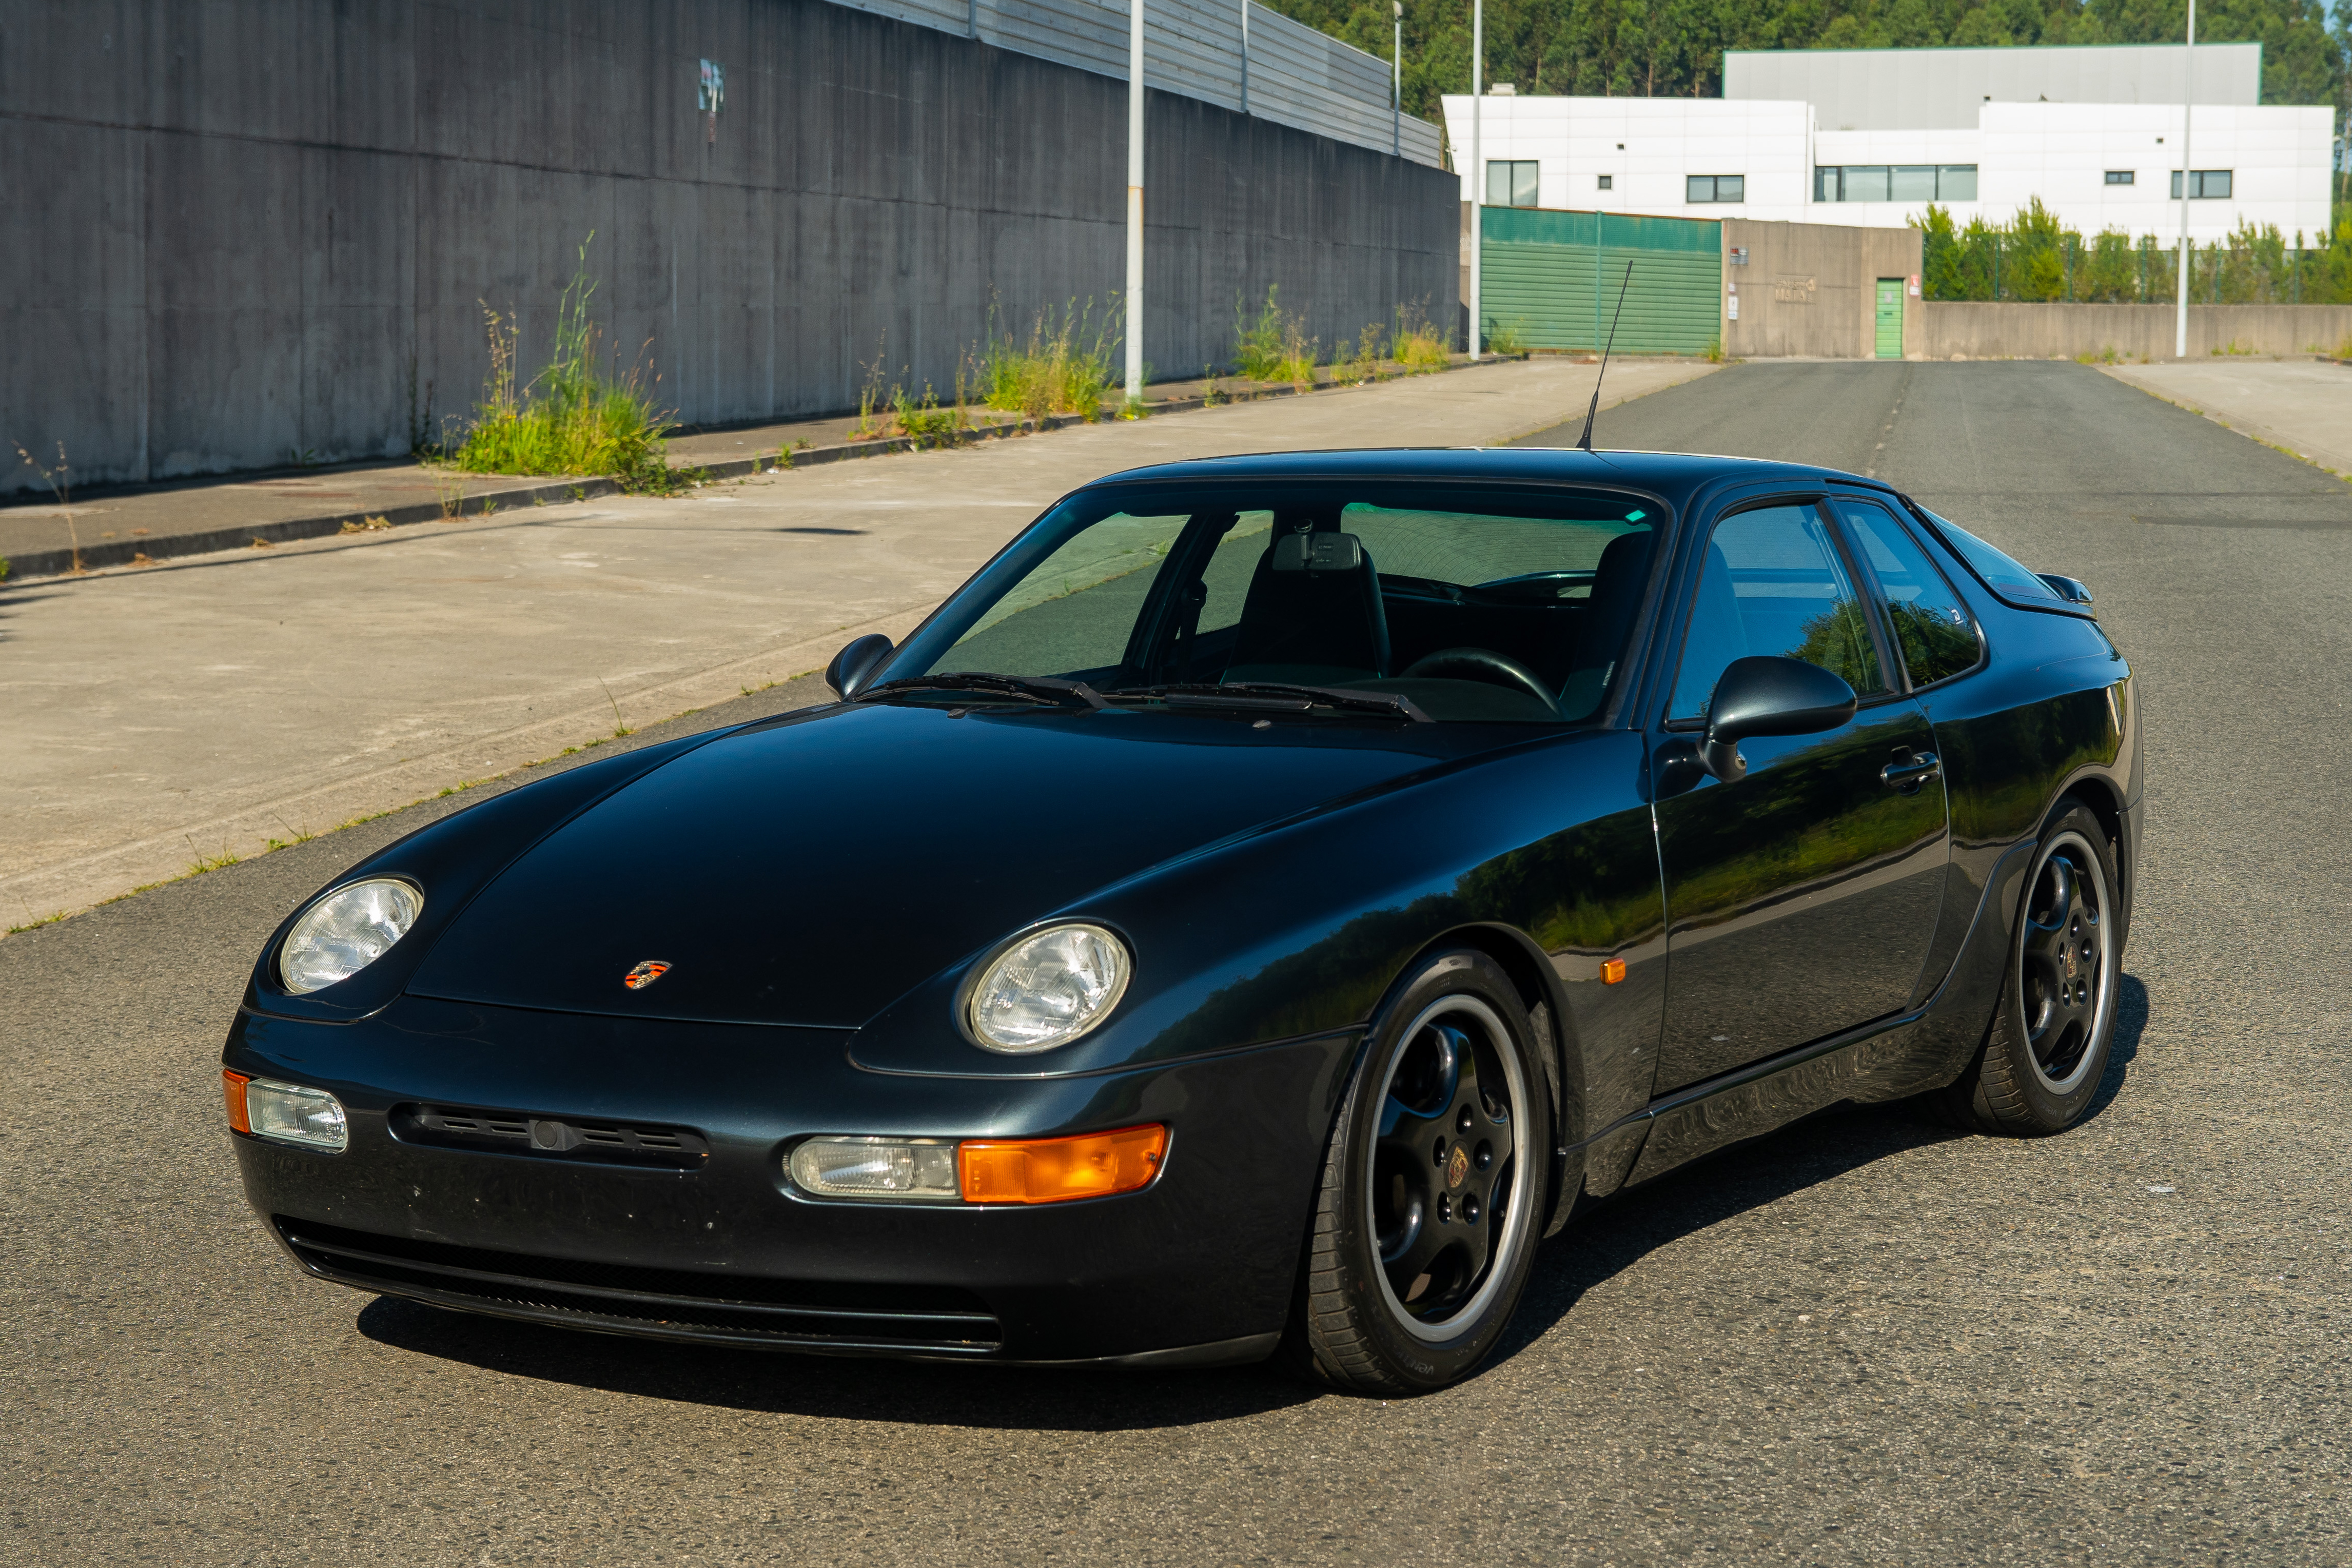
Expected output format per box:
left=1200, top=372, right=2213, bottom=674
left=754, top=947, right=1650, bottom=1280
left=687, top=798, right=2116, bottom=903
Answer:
left=826, top=634, right=895, bottom=699
left=1690, top=655, right=1859, bottom=782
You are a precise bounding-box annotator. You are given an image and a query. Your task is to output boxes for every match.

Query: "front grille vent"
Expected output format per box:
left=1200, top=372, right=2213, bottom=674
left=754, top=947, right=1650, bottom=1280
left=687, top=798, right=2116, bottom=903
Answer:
left=273, top=1218, right=1001, bottom=1353
left=389, top=1103, right=710, bottom=1169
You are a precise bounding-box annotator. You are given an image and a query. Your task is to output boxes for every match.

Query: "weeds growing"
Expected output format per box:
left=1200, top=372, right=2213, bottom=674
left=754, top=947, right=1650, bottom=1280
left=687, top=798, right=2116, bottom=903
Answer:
left=978, top=302, right=1120, bottom=422
left=11, top=440, right=79, bottom=572
left=451, top=234, right=682, bottom=493
left=1390, top=302, right=1451, bottom=371
left=1233, top=287, right=1320, bottom=385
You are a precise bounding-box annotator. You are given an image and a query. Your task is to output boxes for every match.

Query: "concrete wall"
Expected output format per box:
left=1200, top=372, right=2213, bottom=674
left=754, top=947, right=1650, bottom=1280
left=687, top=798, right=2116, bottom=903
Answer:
left=0, top=0, right=1458, bottom=493
left=1722, top=220, right=1924, bottom=360
left=1918, top=303, right=2352, bottom=361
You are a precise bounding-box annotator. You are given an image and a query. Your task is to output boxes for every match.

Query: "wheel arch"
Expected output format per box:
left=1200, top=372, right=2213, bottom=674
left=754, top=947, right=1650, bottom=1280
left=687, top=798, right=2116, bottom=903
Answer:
left=2049, top=769, right=2131, bottom=950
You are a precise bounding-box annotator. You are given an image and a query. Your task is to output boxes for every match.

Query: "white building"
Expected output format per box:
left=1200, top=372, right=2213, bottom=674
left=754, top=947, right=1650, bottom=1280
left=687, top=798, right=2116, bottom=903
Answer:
left=1440, top=44, right=2335, bottom=242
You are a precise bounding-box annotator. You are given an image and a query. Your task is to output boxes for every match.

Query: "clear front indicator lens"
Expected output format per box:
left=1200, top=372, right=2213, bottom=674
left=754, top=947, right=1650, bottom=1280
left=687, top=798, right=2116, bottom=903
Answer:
left=966, top=924, right=1131, bottom=1053
left=280, top=878, right=422, bottom=994
left=789, top=1137, right=959, bottom=1201
left=246, top=1080, right=349, bottom=1152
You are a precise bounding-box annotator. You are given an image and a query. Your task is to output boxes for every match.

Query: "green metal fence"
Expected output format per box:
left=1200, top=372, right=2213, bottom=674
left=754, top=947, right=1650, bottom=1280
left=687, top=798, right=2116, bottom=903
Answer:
left=1480, top=208, right=1723, bottom=355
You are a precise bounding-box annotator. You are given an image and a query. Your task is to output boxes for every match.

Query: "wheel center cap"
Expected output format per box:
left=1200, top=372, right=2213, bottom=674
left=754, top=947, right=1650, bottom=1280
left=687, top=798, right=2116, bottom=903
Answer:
left=2064, top=945, right=2078, bottom=980
left=1446, top=1144, right=1471, bottom=1190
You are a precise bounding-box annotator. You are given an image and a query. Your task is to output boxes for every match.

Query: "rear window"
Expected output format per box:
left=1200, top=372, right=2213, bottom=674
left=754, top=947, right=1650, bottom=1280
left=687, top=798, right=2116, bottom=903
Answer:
left=1917, top=509, right=2067, bottom=609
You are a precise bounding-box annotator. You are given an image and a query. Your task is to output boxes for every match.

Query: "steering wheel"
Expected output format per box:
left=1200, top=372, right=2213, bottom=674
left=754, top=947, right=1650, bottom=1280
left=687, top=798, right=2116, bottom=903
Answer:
left=1399, top=648, right=1564, bottom=718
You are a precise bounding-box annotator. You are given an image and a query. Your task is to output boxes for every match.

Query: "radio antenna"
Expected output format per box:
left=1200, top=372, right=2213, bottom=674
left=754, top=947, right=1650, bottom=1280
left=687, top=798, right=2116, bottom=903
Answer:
left=1576, top=260, right=1635, bottom=453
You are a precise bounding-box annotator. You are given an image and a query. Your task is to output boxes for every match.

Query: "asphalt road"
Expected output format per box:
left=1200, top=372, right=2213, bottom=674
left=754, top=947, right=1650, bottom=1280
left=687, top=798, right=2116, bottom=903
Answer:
left=6, top=361, right=2349, bottom=1565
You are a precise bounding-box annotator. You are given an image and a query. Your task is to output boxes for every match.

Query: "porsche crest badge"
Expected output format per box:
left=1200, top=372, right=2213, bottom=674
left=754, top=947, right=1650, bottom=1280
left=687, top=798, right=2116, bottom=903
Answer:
left=1446, top=1143, right=1471, bottom=1190
left=623, top=960, right=671, bottom=991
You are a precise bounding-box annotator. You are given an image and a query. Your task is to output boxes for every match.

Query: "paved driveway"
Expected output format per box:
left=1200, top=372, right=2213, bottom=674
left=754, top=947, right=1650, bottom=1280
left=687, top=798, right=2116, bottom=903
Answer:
left=4, top=361, right=2347, bottom=1564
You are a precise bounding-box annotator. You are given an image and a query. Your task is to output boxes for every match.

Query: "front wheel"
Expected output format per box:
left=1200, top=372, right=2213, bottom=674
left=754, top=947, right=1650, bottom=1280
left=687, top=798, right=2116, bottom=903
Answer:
left=1938, top=802, right=2122, bottom=1135
left=1286, top=950, right=1552, bottom=1394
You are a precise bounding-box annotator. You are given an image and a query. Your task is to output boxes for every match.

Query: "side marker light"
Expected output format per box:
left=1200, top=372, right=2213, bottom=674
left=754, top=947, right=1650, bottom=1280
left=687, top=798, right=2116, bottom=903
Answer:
left=223, top=1070, right=252, bottom=1134
left=1600, top=957, right=1628, bottom=985
left=959, top=1125, right=1168, bottom=1205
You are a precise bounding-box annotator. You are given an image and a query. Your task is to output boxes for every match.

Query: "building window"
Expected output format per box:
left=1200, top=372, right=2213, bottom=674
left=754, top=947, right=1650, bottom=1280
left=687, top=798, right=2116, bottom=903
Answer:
left=1485, top=161, right=1538, bottom=208
left=1687, top=174, right=1745, bottom=203
left=1597, top=174, right=1613, bottom=191
left=2170, top=169, right=2232, bottom=199
left=1814, top=164, right=1975, bottom=202
left=2105, top=170, right=2135, bottom=185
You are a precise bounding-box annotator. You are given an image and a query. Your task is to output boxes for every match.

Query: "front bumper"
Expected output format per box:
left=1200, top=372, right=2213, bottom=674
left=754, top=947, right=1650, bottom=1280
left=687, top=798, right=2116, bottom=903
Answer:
left=227, top=996, right=1356, bottom=1364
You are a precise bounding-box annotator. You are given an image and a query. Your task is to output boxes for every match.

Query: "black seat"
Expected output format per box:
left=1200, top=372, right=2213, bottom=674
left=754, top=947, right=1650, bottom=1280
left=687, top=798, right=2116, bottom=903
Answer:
left=1223, top=527, right=1391, bottom=685
left=1556, top=531, right=1653, bottom=719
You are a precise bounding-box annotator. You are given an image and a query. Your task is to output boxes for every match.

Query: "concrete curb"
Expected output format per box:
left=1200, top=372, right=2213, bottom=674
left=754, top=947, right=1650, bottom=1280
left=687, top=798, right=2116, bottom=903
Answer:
left=0, top=356, right=1534, bottom=584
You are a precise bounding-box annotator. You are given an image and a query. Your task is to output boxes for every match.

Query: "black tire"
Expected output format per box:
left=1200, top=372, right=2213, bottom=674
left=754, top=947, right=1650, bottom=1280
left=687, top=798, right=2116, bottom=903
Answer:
left=1285, top=950, right=1552, bottom=1394
left=1937, top=802, right=2122, bottom=1135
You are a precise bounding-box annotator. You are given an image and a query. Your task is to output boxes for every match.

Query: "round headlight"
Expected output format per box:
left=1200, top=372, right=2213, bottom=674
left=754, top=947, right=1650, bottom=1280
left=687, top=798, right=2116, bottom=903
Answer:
left=280, top=878, right=423, bottom=994
left=966, top=924, right=1132, bottom=1053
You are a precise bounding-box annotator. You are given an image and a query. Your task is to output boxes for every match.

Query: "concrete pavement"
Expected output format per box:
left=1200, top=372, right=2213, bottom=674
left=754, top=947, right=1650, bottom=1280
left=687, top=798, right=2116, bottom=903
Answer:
left=0, top=354, right=1716, bottom=925
left=2100, top=358, right=2352, bottom=480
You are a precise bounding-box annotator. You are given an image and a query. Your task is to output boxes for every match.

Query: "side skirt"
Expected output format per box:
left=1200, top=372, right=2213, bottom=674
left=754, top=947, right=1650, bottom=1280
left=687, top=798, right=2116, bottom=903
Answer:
left=1565, top=834, right=2037, bottom=1199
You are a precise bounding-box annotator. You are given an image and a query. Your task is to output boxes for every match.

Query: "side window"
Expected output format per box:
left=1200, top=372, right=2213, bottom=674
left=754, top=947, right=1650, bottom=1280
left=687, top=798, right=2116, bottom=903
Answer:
left=1833, top=499, right=1982, bottom=687
left=1669, top=503, right=1886, bottom=721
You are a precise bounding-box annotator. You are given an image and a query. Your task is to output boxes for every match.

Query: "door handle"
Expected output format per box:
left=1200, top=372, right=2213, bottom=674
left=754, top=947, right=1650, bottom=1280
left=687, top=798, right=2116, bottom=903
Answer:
left=1881, top=751, right=1942, bottom=790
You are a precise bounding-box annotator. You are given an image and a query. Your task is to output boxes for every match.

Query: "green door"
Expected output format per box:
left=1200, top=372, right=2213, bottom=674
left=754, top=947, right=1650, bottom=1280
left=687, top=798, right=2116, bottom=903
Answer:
left=1874, top=280, right=1904, bottom=359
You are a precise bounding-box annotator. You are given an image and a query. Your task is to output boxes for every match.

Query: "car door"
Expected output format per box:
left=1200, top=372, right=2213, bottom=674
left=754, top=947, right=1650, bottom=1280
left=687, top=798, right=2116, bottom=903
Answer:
left=1649, top=497, right=1951, bottom=1093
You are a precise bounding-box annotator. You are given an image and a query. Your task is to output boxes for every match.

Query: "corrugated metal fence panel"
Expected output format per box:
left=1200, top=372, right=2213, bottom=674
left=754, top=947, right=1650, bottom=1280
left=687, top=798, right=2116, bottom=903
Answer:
left=822, top=0, right=1444, bottom=166
left=1480, top=208, right=1723, bottom=354
left=1243, top=3, right=1441, bottom=165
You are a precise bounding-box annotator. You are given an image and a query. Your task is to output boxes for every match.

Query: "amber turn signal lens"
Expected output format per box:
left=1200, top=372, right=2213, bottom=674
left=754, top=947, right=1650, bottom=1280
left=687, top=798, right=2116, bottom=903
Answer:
left=958, top=1124, right=1167, bottom=1205
left=1600, top=957, right=1628, bottom=985
left=222, top=1070, right=252, bottom=1134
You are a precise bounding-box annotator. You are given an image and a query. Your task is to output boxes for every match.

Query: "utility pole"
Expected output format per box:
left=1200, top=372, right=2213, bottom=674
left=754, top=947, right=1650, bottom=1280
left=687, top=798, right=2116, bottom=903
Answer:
left=1392, top=2, right=1401, bottom=159
left=1126, top=0, right=1145, bottom=405
left=1469, top=0, right=1482, bottom=359
left=2175, top=0, right=2194, bottom=360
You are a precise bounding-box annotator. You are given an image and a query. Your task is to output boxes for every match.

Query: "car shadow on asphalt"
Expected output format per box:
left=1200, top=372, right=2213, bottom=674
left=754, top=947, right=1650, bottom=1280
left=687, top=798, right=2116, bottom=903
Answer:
left=1488, top=972, right=2151, bottom=1374
left=355, top=974, right=2148, bottom=1424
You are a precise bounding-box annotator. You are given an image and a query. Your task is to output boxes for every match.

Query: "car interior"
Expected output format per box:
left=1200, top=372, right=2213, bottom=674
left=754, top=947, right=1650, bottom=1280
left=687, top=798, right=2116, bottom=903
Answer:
left=926, top=491, right=1662, bottom=723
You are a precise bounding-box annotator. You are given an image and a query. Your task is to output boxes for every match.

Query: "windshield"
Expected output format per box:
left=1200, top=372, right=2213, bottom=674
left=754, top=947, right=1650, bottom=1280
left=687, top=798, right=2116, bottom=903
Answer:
left=879, top=481, right=1664, bottom=723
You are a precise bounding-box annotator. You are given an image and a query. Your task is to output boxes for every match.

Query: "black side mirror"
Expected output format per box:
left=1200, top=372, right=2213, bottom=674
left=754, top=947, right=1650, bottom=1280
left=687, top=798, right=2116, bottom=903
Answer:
left=825, top=634, right=895, bottom=699
left=1674, top=655, right=1858, bottom=784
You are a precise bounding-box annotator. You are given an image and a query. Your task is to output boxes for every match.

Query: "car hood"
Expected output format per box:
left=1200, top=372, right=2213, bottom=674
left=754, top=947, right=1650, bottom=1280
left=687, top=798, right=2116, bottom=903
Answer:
left=404, top=700, right=1482, bottom=1027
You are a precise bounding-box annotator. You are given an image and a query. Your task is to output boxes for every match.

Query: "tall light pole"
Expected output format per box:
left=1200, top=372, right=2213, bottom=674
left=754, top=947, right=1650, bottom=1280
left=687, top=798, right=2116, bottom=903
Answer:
left=1126, top=0, right=1145, bottom=404
left=2175, top=0, right=2195, bottom=359
left=1391, top=2, right=1401, bottom=158
left=1468, top=0, right=1482, bottom=359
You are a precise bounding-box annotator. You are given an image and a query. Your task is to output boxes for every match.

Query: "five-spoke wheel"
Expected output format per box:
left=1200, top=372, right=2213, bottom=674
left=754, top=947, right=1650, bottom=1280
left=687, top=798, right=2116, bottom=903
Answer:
left=1289, top=951, right=1551, bottom=1392
left=1936, top=801, right=2124, bottom=1134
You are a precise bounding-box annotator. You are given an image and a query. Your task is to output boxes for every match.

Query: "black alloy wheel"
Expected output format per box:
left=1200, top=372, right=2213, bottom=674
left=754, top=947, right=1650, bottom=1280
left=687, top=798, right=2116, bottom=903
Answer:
left=1285, top=950, right=1552, bottom=1394
left=1936, top=801, right=2123, bottom=1135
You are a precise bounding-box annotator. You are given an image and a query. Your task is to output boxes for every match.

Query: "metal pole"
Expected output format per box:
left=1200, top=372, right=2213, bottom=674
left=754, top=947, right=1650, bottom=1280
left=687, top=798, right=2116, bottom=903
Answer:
left=2176, top=0, right=2194, bottom=359
left=1239, top=0, right=1248, bottom=116
left=1126, top=0, right=1145, bottom=404
left=1468, top=0, right=1482, bottom=359
left=1392, top=2, right=1401, bottom=159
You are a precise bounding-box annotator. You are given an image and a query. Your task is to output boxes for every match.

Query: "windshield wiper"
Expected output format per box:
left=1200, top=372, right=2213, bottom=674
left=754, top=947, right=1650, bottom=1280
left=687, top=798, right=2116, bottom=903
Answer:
left=857, top=673, right=1107, bottom=709
left=1108, top=682, right=1433, bottom=723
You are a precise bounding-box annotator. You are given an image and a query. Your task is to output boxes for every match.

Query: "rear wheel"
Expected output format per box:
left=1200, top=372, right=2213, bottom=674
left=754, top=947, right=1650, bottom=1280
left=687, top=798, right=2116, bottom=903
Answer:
left=1286, top=951, right=1551, bottom=1394
left=1938, top=802, right=2121, bottom=1135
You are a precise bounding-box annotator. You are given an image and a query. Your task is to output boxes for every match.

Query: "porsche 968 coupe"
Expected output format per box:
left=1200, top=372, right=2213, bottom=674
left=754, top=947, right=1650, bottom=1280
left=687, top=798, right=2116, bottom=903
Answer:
left=222, top=448, right=2139, bottom=1393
